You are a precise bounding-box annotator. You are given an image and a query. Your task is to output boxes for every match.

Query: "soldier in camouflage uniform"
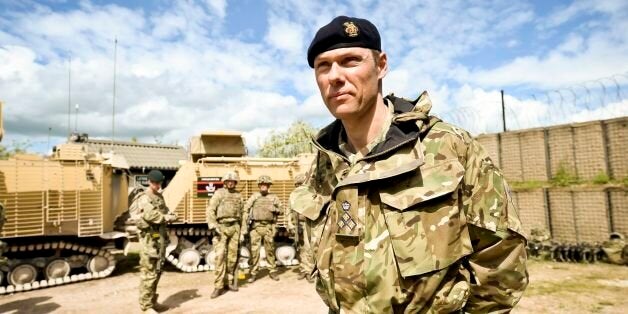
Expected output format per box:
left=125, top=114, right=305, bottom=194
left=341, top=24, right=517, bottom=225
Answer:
left=290, top=16, right=529, bottom=313
left=242, top=175, right=283, bottom=282
left=288, top=173, right=314, bottom=282
left=135, top=170, right=177, bottom=314
left=206, top=171, right=244, bottom=298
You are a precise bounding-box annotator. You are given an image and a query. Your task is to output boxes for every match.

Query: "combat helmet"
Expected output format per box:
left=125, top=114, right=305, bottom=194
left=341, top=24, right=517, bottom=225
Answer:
left=147, top=169, right=165, bottom=183
left=257, top=175, right=273, bottom=185
left=223, top=171, right=239, bottom=182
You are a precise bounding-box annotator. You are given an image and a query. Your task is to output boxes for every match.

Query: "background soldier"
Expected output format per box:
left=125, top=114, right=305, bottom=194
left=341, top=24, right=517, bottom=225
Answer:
left=206, top=171, right=243, bottom=298
left=135, top=170, right=177, bottom=314
left=291, top=16, right=528, bottom=312
left=288, top=174, right=314, bottom=283
left=242, top=175, right=282, bottom=283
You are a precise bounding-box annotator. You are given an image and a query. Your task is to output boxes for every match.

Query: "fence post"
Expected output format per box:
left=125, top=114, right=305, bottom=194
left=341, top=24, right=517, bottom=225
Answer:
left=544, top=188, right=553, bottom=236
left=606, top=188, right=615, bottom=233
left=601, top=120, right=613, bottom=179
left=570, top=189, right=580, bottom=242
left=544, top=129, right=552, bottom=181
left=570, top=126, right=579, bottom=178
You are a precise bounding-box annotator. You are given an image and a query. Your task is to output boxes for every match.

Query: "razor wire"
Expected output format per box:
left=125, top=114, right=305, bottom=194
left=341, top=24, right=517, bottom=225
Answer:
left=439, top=72, right=628, bottom=135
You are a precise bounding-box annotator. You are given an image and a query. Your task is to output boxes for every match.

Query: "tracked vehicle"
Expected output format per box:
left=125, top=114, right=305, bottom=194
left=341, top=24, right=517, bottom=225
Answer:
left=157, top=132, right=313, bottom=272
left=0, top=127, right=313, bottom=294
left=0, top=143, right=129, bottom=294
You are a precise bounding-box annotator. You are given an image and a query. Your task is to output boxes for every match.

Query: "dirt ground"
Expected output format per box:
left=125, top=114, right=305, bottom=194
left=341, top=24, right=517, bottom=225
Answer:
left=0, top=258, right=627, bottom=313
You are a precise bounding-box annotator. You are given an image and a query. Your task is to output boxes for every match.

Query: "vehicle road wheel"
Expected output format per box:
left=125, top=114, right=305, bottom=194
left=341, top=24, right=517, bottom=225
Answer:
left=9, top=264, right=38, bottom=285
left=45, top=259, right=71, bottom=280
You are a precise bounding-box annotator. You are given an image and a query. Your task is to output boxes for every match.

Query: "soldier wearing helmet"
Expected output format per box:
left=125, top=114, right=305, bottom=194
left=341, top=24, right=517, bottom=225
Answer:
left=287, top=173, right=314, bottom=282
left=241, top=175, right=283, bottom=282
left=135, top=169, right=177, bottom=313
left=206, top=170, right=244, bottom=298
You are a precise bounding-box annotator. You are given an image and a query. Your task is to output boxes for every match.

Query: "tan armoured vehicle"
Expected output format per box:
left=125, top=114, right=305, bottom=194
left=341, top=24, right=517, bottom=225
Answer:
left=0, top=125, right=312, bottom=294
left=0, top=142, right=129, bottom=294
left=157, top=131, right=313, bottom=272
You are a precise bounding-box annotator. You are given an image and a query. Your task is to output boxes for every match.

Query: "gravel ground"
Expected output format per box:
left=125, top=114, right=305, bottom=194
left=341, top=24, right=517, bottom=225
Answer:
left=1, top=258, right=627, bottom=313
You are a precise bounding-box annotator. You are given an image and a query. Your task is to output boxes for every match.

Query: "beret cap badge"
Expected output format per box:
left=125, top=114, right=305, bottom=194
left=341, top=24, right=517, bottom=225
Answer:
left=307, top=16, right=381, bottom=68
left=343, top=21, right=359, bottom=37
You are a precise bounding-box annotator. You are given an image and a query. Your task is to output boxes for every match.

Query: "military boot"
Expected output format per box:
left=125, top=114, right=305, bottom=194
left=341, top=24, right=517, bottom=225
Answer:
left=297, top=272, right=307, bottom=280
left=247, top=274, right=255, bottom=283
left=307, top=274, right=315, bottom=283
left=269, top=272, right=279, bottom=281
left=152, top=303, right=169, bottom=312
left=142, top=308, right=158, bottom=314
left=151, top=294, right=169, bottom=312
left=210, top=288, right=225, bottom=299
left=228, top=283, right=238, bottom=292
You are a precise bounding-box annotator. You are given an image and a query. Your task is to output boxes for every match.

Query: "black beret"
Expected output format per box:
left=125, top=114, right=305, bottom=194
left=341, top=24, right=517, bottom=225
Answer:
left=148, top=169, right=165, bottom=183
left=307, top=16, right=381, bottom=68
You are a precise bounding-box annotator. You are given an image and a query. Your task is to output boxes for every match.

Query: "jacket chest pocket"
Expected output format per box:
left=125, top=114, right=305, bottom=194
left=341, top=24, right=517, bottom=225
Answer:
left=379, top=159, right=472, bottom=278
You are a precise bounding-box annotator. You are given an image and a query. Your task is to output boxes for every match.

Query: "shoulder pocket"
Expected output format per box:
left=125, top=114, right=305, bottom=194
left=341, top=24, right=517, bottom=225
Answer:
left=379, top=159, right=472, bottom=278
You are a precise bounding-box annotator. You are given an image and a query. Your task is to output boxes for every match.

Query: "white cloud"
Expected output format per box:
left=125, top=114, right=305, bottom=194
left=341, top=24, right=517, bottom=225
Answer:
left=203, top=0, right=228, bottom=19
left=265, top=18, right=305, bottom=54
left=1, top=0, right=626, bottom=156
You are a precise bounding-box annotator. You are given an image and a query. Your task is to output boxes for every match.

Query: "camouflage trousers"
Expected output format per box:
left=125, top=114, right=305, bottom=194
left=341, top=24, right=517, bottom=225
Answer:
left=249, top=222, right=277, bottom=276
left=0, top=240, right=7, bottom=266
left=213, top=222, right=240, bottom=289
left=138, top=250, right=164, bottom=311
left=298, top=221, right=313, bottom=275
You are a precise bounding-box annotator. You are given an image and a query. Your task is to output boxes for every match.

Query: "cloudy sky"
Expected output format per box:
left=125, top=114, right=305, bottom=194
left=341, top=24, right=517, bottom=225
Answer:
left=1, top=0, right=627, bottom=154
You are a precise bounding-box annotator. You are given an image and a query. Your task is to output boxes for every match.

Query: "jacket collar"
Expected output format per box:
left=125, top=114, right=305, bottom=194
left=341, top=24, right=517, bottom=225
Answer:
left=314, top=91, right=438, bottom=160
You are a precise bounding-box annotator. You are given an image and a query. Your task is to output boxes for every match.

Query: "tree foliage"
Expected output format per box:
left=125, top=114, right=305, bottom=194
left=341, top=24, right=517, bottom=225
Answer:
left=0, top=140, right=32, bottom=159
left=257, top=121, right=317, bottom=158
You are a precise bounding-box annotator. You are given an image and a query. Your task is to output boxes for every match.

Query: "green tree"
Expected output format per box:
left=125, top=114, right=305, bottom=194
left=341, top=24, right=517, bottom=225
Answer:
left=258, top=121, right=317, bottom=157
left=0, top=140, right=32, bottom=159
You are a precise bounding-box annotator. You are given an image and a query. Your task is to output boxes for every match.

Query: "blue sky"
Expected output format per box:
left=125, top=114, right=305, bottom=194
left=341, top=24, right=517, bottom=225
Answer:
left=1, top=0, right=627, bottom=153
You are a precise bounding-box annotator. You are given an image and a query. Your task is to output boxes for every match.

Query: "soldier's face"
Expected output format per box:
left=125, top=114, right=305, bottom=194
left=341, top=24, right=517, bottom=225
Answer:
left=224, top=180, right=236, bottom=189
left=314, top=47, right=388, bottom=121
left=259, top=184, right=269, bottom=193
left=149, top=180, right=161, bottom=191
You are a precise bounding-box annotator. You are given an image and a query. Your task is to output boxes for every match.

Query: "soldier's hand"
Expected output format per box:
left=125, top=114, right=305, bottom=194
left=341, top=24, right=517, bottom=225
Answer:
left=239, top=234, right=245, bottom=243
left=164, top=213, right=178, bottom=223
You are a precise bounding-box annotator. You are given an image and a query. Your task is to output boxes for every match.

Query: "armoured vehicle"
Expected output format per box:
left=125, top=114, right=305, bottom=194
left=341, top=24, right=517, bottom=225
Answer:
left=0, top=142, right=129, bottom=294
left=155, top=132, right=313, bottom=272
left=0, top=126, right=312, bottom=294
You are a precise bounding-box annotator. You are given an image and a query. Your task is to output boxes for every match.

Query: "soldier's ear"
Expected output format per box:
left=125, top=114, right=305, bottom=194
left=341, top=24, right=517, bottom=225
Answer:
left=376, top=51, right=388, bottom=80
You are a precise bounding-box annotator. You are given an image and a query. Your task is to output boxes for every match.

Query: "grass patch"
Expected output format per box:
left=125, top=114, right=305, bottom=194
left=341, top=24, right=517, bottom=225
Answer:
left=551, top=163, right=581, bottom=186
left=592, top=172, right=610, bottom=184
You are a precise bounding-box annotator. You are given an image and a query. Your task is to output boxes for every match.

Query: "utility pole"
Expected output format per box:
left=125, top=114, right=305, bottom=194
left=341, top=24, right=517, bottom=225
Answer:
left=501, top=90, right=507, bottom=132
left=112, top=37, right=117, bottom=152
left=68, top=56, right=72, bottom=138
left=47, top=127, right=52, bottom=155
left=74, top=104, right=79, bottom=132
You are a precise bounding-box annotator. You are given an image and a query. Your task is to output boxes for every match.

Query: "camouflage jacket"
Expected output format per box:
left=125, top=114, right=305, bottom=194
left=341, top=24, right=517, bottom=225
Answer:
left=136, top=188, right=171, bottom=259
left=291, top=92, right=529, bottom=313
left=242, top=192, right=282, bottom=232
left=206, top=188, right=244, bottom=229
